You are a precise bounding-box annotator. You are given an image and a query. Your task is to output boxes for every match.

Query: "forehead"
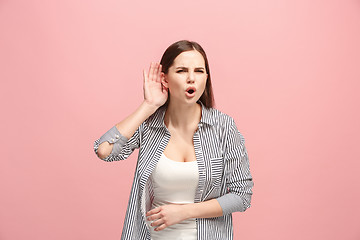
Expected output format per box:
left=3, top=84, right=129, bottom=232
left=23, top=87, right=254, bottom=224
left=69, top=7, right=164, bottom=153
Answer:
left=172, top=50, right=205, bottom=67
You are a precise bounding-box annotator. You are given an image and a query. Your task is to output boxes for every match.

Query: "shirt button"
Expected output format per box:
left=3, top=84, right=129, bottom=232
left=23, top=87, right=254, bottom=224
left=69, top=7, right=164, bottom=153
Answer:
left=115, top=134, right=119, bottom=139
left=111, top=138, right=115, bottom=142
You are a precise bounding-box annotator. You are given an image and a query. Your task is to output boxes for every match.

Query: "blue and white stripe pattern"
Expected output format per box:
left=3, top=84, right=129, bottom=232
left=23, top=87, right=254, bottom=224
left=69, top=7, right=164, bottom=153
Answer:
left=93, top=100, right=254, bottom=240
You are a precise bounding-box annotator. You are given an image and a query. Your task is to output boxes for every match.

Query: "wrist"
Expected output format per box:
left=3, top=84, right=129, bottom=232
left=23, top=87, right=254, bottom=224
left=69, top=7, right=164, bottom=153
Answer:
left=141, top=101, right=159, bottom=115
left=182, top=203, right=195, bottom=220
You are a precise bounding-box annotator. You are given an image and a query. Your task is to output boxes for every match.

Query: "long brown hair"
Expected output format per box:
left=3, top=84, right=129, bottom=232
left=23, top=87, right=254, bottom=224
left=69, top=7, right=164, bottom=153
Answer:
left=160, top=40, right=215, bottom=108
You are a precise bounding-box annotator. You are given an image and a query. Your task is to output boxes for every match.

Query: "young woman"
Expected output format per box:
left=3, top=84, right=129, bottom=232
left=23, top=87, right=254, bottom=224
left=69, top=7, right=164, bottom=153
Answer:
left=93, top=40, right=254, bottom=240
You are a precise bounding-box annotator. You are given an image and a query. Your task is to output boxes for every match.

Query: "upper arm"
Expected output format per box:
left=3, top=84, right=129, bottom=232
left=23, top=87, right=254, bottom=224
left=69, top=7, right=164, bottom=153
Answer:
left=223, top=117, right=254, bottom=209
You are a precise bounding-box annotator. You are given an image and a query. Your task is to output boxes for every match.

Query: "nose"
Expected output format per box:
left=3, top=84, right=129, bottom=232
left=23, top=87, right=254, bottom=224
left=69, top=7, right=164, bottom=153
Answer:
left=187, top=71, right=195, bottom=83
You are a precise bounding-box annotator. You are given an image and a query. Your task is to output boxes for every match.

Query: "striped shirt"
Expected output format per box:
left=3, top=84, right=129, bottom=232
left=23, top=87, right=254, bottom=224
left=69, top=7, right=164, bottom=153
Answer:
left=93, top=100, right=254, bottom=240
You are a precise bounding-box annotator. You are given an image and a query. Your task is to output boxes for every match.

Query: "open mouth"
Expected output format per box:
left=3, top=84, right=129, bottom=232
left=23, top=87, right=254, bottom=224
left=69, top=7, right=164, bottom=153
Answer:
left=186, top=86, right=196, bottom=95
left=185, top=87, right=196, bottom=98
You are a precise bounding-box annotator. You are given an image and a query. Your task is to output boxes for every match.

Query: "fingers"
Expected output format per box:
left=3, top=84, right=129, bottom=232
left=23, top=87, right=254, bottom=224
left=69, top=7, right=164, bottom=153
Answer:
left=154, top=224, right=166, bottom=231
left=156, top=64, right=162, bottom=83
left=150, top=217, right=164, bottom=227
left=149, top=62, right=155, bottom=81
left=146, top=206, right=161, bottom=217
left=149, top=214, right=166, bottom=232
left=147, top=62, right=162, bottom=82
left=153, top=63, right=159, bottom=79
left=143, top=69, right=147, bottom=83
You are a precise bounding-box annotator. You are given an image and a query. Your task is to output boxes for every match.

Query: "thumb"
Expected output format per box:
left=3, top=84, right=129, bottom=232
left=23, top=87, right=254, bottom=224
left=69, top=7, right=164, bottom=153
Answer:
left=143, top=69, right=148, bottom=85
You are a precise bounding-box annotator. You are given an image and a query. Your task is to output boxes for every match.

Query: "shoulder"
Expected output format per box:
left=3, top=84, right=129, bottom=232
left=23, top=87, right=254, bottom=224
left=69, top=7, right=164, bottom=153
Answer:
left=206, top=106, right=236, bottom=127
left=206, top=107, right=245, bottom=143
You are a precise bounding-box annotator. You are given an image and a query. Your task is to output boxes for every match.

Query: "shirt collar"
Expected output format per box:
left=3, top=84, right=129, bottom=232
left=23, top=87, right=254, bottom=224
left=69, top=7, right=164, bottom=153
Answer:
left=147, top=100, right=214, bottom=128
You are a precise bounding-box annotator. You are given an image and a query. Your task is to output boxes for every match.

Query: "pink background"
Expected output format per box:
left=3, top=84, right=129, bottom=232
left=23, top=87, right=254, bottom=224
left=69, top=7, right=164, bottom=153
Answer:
left=1, top=0, right=359, bottom=239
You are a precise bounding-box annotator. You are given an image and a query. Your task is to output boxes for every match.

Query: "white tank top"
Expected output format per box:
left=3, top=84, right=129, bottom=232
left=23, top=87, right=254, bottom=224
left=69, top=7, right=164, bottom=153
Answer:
left=147, top=152, right=199, bottom=240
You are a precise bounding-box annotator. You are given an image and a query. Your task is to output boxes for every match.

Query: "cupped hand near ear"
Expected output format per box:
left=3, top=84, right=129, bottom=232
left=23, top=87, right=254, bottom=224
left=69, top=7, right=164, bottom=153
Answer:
left=143, top=62, right=168, bottom=108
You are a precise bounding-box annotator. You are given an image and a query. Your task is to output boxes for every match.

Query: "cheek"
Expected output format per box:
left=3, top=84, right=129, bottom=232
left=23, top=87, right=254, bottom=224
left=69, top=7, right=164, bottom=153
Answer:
left=168, top=79, right=183, bottom=90
left=200, top=78, right=207, bottom=89
left=197, top=82, right=207, bottom=95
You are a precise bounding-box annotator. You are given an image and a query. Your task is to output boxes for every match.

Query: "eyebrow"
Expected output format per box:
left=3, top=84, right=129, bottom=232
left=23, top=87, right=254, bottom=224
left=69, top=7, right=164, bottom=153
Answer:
left=175, top=67, right=205, bottom=70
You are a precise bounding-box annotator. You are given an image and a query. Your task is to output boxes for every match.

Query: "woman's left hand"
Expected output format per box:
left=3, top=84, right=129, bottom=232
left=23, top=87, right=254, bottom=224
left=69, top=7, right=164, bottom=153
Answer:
left=146, top=204, right=189, bottom=231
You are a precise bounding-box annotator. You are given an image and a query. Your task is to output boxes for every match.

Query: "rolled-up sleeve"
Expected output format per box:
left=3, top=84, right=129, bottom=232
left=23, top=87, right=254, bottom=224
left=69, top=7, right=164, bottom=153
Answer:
left=215, top=118, right=254, bottom=215
left=93, top=124, right=142, bottom=162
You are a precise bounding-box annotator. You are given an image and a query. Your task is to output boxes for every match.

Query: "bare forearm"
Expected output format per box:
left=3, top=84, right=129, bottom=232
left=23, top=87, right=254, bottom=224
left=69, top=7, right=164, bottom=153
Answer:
left=115, top=101, right=157, bottom=139
left=183, top=199, right=223, bottom=219
left=97, top=101, right=157, bottom=159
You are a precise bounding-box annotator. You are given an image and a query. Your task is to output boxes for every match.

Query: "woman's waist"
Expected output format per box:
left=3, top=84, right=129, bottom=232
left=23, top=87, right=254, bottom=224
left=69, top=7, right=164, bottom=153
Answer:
left=147, top=218, right=197, bottom=230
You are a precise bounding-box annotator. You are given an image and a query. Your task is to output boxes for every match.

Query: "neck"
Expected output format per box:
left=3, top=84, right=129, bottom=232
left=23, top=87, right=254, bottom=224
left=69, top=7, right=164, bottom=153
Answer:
left=164, top=100, right=202, bottom=131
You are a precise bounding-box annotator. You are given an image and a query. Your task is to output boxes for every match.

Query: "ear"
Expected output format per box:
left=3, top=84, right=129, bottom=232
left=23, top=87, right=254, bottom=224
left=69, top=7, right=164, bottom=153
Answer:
left=161, top=72, right=169, bottom=88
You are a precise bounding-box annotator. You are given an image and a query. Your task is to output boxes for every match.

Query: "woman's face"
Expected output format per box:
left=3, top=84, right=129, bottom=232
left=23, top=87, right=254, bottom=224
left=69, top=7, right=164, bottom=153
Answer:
left=162, top=50, right=208, bottom=105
